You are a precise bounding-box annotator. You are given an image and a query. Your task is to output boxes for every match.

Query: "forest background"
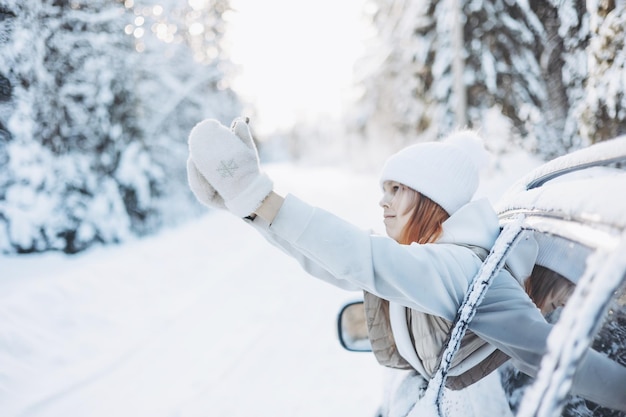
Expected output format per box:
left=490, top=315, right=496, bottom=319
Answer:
left=0, top=0, right=625, bottom=254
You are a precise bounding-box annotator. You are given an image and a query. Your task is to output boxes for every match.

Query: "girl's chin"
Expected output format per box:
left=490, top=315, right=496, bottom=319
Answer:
left=384, top=228, right=400, bottom=241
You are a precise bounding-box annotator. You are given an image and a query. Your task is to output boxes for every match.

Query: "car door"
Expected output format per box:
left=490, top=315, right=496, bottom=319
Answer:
left=496, top=135, right=626, bottom=417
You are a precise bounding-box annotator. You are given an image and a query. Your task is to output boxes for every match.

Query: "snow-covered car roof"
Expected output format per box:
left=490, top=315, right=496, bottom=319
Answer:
left=496, top=135, right=626, bottom=232
left=496, top=136, right=626, bottom=283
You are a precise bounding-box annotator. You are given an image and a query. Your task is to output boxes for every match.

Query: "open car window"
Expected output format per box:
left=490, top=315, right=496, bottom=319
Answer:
left=497, top=136, right=626, bottom=417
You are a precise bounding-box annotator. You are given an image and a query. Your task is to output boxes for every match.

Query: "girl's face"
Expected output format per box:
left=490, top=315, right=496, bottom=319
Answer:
left=541, top=284, right=575, bottom=315
left=379, top=181, right=415, bottom=242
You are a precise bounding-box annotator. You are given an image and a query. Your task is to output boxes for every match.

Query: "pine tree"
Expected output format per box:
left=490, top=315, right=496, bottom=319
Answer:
left=580, top=1, right=626, bottom=143
left=350, top=0, right=595, bottom=160
left=0, top=0, right=158, bottom=253
left=350, top=0, right=441, bottom=156
left=0, top=0, right=241, bottom=254
left=551, top=0, right=589, bottom=151
left=0, top=4, right=13, bottom=252
left=126, top=0, right=241, bottom=223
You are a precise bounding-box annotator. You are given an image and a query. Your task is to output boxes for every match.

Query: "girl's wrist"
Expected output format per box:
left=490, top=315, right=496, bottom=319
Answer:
left=254, top=191, right=284, bottom=223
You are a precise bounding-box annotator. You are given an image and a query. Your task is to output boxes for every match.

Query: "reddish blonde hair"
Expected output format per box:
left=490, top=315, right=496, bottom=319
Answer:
left=397, top=189, right=574, bottom=315
left=524, top=265, right=575, bottom=313
left=398, top=188, right=450, bottom=245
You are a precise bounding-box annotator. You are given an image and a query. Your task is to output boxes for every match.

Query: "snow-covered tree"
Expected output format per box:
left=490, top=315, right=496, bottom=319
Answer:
left=0, top=0, right=240, bottom=254
left=580, top=0, right=626, bottom=144
left=551, top=0, right=589, bottom=151
left=349, top=0, right=442, bottom=156
left=349, top=0, right=604, bottom=160
left=125, top=0, right=241, bottom=223
left=0, top=0, right=155, bottom=253
left=0, top=4, right=14, bottom=161
left=464, top=0, right=588, bottom=158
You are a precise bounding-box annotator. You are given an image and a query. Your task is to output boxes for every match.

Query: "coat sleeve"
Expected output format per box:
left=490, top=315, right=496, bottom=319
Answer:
left=264, top=194, right=626, bottom=411
left=268, top=194, right=473, bottom=318
left=470, top=276, right=626, bottom=410
left=244, top=214, right=360, bottom=291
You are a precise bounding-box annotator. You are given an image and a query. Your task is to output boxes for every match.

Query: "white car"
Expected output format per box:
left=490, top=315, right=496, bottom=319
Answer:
left=337, top=136, right=626, bottom=417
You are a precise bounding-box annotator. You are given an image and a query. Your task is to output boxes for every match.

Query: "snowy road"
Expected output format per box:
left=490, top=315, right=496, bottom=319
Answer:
left=1, top=158, right=539, bottom=417
left=1, top=165, right=387, bottom=417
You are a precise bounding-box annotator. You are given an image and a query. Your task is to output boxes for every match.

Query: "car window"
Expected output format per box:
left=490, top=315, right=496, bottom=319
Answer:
left=496, top=137, right=626, bottom=416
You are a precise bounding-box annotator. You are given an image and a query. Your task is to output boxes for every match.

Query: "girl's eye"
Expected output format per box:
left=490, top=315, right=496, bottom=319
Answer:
left=383, top=183, right=401, bottom=195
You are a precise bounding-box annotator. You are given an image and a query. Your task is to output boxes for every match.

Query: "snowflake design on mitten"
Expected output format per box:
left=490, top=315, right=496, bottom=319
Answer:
left=217, top=159, right=239, bottom=178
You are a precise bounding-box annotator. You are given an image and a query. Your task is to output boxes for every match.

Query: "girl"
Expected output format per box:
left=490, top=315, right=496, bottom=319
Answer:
left=525, top=265, right=576, bottom=316
left=186, top=118, right=626, bottom=414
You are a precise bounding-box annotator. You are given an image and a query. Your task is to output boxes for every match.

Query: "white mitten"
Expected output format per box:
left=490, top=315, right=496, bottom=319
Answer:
left=188, top=118, right=273, bottom=217
left=186, top=117, right=255, bottom=210
left=186, top=156, right=226, bottom=210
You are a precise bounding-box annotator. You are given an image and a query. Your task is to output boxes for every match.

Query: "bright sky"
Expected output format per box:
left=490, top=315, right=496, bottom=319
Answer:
left=224, top=0, right=371, bottom=134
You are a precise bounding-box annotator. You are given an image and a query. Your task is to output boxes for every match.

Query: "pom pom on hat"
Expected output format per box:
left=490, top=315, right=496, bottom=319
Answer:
left=380, top=129, right=489, bottom=215
left=444, top=129, right=490, bottom=170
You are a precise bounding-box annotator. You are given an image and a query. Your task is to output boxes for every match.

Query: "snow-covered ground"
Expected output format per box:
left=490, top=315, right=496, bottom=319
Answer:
left=0, top=154, right=541, bottom=417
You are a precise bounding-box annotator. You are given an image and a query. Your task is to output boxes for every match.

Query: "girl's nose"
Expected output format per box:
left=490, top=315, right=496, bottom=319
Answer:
left=379, top=195, right=389, bottom=208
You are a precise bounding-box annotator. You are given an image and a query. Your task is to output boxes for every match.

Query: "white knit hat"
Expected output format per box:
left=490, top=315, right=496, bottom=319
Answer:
left=379, top=130, right=489, bottom=215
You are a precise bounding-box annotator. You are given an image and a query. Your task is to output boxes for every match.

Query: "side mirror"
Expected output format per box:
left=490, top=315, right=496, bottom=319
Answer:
left=337, top=300, right=372, bottom=352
